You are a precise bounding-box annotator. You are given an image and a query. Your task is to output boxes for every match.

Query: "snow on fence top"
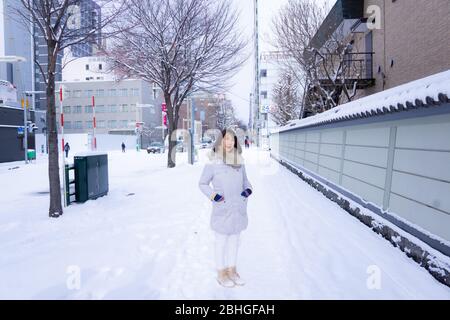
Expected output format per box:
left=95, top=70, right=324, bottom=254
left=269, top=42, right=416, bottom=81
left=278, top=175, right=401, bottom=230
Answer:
left=274, top=69, right=450, bottom=133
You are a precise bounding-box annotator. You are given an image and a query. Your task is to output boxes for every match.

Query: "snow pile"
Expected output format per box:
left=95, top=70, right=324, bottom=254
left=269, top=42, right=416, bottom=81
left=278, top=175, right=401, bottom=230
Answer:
left=274, top=69, right=450, bottom=133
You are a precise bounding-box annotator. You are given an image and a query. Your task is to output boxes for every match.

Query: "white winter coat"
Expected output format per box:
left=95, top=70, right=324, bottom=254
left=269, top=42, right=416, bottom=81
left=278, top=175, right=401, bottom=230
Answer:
left=199, top=153, right=253, bottom=235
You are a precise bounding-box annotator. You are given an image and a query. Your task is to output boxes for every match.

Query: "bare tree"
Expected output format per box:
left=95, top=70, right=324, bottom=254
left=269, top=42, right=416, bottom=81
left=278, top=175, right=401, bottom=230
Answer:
left=270, top=71, right=301, bottom=126
left=105, top=0, right=247, bottom=168
left=213, top=95, right=237, bottom=131
left=272, top=0, right=326, bottom=115
left=273, top=0, right=368, bottom=117
left=14, top=0, right=125, bottom=217
left=305, top=28, right=362, bottom=113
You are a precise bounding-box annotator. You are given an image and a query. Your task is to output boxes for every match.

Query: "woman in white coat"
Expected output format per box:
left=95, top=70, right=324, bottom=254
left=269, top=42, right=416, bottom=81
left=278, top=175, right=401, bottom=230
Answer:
left=199, top=129, right=253, bottom=288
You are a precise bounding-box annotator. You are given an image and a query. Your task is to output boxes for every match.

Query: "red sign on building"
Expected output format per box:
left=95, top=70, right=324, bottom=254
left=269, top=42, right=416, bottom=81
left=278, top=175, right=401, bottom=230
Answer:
left=162, top=102, right=168, bottom=127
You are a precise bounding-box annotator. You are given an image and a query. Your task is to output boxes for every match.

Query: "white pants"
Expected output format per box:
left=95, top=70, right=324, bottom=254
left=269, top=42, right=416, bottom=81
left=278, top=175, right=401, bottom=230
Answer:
left=214, top=232, right=241, bottom=270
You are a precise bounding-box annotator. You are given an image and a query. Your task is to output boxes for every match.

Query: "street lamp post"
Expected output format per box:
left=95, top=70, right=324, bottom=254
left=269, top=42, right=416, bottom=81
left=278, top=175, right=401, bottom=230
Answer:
left=253, top=0, right=261, bottom=148
left=24, top=90, right=45, bottom=155
left=21, top=97, right=29, bottom=164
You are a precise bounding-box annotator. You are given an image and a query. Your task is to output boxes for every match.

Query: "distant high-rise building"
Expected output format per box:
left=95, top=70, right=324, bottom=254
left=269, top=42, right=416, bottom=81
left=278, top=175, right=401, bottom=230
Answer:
left=0, top=0, right=33, bottom=105
left=70, top=0, right=102, bottom=58
left=34, top=0, right=102, bottom=111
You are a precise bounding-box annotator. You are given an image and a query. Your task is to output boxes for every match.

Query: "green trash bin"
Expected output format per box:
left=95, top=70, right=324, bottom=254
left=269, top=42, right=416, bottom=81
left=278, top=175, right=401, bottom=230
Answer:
left=27, top=149, right=36, bottom=160
left=74, top=153, right=109, bottom=203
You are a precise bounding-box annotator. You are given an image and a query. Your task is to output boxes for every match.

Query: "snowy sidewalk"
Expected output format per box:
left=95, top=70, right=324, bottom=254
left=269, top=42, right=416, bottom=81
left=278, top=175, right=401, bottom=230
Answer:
left=0, top=149, right=449, bottom=299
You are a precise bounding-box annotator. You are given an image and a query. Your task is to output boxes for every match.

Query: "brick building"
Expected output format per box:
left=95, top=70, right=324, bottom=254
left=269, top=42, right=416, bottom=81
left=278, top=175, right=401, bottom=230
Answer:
left=306, top=0, right=450, bottom=109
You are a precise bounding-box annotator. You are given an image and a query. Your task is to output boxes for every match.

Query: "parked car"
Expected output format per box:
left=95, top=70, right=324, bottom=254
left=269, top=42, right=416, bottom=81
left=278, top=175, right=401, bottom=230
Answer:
left=147, top=142, right=165, bottom=154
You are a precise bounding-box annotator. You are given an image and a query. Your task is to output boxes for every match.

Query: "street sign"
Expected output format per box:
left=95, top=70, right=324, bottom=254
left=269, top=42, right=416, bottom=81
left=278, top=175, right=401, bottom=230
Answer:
left=17, top=126, right=25, bottom=135
left=260, top=105, right=270, bottom=114
left=162, top=102, right=168, bottom=128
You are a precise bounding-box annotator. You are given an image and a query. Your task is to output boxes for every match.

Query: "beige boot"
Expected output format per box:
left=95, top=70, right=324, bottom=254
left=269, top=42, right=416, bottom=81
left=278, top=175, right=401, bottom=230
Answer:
left=217, top=269, right=235, bottom=288
left=226, top=266, right=245, bottom=286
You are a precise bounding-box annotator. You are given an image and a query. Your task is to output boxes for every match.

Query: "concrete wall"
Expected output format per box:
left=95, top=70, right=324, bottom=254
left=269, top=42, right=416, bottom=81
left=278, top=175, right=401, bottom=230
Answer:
left=271, top=110, right=450, bottom=243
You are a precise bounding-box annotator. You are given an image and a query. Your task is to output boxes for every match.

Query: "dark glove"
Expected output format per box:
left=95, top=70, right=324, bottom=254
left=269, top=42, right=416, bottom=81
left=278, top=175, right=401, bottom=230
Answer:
left=241, top=189, right=252, bottom=198
left=212, top=194, right=225, bottom=202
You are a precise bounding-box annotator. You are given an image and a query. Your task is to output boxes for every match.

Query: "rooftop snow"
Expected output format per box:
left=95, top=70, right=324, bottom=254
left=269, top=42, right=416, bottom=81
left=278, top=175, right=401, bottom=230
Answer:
left=274, top=69, right=450, bottom=133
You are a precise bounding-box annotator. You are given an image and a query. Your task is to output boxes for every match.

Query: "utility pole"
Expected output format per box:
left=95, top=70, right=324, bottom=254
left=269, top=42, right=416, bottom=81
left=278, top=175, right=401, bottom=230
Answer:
left=59, top=86, right=67, bottom=208
left=254, top=0, right=260, bottom=147
left=248, top=92, right=253, bottom=135
left=188, top=96, right=196, bottom=165
left=30, top=12, right=36, bottom=129
left=92, top=95, right=97, bottom=151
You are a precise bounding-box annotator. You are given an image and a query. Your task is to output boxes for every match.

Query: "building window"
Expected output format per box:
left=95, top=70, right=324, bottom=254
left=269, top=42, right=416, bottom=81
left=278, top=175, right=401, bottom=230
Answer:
left=73, top=105, right=83, bottom=113
left=99, top=64, right=103, bottom=70
left=73, top=90, right=82, bottom=98
left=86, top=121, right=93, bottom=129
left=65, top=121, right=72, bottom=129
left=85, top=90, right=93, bottom=97
left=260, top=69, right=267, bottom=77
left=130, top=104, right=136, bottom=112
left=97, top=120, right=106, bottom=128
left=119, top=120, right=128, bottom=128
left=108, top=120, right=117, bottom=128
left=109, top=105, right=118, bottom=113
left=131, top=88, right=140, bottom=97
left=63, top=106, right=71, bottom=113
left=85, top=105, right=93, bottom=113
left=261, top=91, right=268, bottom=99
left=121, top=104, right=129, bottom=112
left=74, top=121, right=83, bottom=129
left=96, top=89, right=105, bottom=97
left=109, top=89, right=117, bottom=97
left=85, top=64, right=89, bottom=70
left=96, top=105, right=106, bottom=113
left=120, top=89, right=128, bottom=97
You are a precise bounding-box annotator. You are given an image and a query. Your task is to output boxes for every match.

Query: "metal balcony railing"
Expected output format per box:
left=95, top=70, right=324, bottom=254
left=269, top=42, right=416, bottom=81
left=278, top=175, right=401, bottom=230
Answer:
left=316, top=52, right=375, bottom=89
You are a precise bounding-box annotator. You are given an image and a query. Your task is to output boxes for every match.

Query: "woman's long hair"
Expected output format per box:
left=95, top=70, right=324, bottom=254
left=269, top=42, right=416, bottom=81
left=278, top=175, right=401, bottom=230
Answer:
left=212, top=129, right=242, bottom=154
left=211, top=129, right=243, bottom=167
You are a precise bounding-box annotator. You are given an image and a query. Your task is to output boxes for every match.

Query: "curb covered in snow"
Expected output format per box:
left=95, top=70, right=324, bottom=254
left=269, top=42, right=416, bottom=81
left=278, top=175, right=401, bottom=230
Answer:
left=272, top=155, right=450, bottom=288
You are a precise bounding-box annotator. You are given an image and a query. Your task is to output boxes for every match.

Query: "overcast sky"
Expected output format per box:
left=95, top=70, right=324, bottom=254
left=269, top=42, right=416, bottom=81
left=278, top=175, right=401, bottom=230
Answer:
left=228, top=0, right=337, bottom=122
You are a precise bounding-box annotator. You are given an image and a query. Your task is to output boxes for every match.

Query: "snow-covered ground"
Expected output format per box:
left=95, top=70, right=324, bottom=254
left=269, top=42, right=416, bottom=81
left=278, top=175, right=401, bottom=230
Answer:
left=0, top=148, right=449, bottom=300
